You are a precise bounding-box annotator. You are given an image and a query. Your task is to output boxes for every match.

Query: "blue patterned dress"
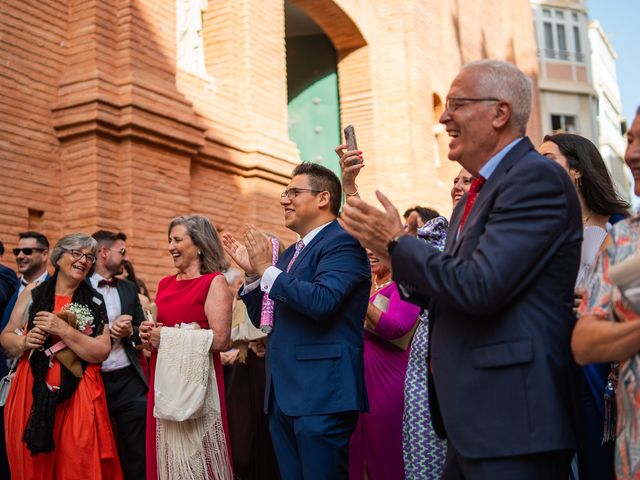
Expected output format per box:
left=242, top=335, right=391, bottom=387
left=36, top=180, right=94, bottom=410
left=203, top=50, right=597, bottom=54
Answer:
left=402, top=216, right=448, bottom=479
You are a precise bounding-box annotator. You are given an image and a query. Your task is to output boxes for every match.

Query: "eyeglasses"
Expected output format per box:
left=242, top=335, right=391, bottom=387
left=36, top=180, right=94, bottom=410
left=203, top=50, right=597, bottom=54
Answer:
left=63, top=249, right=97, bottom=264
left=12, top=248, right=46, bottom=256
left=445, top=97, right=500, bottom=113
left=109, top=247, right=127, bottom=256
left=280, top=188, right=323, bottom=199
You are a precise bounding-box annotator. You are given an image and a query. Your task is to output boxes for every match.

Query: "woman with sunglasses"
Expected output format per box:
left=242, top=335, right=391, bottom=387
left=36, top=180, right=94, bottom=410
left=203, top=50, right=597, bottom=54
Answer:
left=1, top=233, right=122, bottom=480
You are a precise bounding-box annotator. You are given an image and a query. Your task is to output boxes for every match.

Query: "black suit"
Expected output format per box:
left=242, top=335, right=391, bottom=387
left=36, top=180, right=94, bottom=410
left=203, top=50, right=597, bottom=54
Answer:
left=392, top=138, right=582, bottom=478
left=93, top=277, right=147, bottom=480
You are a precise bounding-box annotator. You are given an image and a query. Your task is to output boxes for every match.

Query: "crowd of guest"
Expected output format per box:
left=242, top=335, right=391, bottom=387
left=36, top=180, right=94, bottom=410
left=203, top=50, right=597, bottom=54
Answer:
left=0, top=58, right=638, bottom=480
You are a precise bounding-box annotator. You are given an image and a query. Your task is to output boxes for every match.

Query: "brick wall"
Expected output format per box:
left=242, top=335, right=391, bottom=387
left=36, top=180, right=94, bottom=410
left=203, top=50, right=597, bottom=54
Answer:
left=0, top=0, right=540, bottom=294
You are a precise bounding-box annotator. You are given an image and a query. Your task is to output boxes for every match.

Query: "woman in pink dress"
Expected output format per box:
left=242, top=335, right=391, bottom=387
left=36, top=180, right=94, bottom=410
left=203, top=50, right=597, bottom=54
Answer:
left=140, top=215, right=233, bottom=479
left=348, top=250, right=421, bottom=480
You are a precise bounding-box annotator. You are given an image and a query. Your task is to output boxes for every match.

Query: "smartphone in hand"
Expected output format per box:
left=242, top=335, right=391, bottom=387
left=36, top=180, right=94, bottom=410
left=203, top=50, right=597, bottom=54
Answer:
left=344, top=124, right=358, bottom=151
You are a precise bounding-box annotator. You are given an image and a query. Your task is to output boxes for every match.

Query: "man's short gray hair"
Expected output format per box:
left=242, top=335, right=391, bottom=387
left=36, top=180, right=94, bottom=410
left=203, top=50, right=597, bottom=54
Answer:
left=463, top=60, right=532, bottom=135
left=50, top=233, right=98, bottom=268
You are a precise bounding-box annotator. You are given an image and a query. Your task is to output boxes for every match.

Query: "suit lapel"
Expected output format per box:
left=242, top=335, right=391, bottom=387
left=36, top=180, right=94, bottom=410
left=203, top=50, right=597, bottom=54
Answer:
left=286, top=220, right=337, bottom=274
left=452, top=138, right=534, bottom=255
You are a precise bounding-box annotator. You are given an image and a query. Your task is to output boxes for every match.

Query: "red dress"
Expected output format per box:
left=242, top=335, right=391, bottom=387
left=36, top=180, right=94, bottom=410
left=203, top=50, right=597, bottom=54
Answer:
left=4, top=295, right=123, bottom=480
left=145, top=273, right=232, bottom=479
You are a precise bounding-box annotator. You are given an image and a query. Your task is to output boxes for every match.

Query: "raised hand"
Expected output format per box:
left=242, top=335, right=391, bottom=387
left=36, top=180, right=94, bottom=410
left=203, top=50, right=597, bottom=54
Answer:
left=222, top=232, right=255, bottom=275
left=244, top=225, right=273, bottom=277
left=335, top=144, right=363, bottom=196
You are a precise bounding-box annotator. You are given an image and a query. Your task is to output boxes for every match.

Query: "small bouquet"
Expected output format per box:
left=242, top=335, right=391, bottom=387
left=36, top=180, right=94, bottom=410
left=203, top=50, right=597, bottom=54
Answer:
left=62, top=303, right=94, bottom=331
left=46, top=303, right=95, bottom=378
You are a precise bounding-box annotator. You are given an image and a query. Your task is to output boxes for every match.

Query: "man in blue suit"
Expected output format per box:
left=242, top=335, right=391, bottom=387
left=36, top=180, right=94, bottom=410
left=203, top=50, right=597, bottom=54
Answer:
left=224, top=162, right=371, bottom=479
left=341, top=60, right=582, bottom=479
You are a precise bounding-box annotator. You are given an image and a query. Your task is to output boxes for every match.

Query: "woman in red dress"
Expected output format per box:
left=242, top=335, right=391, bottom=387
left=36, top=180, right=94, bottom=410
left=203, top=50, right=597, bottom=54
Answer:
left=141, top=214, right=233, bottom=479
left=0, top=233, right=122, bottom=480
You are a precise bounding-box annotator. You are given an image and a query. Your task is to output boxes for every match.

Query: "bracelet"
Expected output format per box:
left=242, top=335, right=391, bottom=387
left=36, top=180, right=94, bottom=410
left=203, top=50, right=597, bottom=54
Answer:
left=345, top=185, right=359, bottom=197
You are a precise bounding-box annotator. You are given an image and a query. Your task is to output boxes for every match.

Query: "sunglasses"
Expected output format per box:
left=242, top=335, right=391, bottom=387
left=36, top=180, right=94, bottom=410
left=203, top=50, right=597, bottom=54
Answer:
left=13, top=247, right=46, bottom=256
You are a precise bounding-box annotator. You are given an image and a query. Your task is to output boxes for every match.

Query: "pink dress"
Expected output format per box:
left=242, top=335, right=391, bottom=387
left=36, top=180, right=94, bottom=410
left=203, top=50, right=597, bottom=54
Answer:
left=145, top=273, right=232, bottom=479
left=349, top=282, right=421, bottom=480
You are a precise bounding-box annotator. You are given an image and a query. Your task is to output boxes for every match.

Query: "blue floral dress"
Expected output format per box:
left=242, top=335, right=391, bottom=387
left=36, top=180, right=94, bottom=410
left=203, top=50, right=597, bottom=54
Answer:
left=402, top=216, right=448, bottom=479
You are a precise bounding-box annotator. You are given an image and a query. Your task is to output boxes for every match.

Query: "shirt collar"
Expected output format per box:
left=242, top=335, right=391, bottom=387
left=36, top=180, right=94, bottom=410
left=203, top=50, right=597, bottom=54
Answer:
left=90, top=272, right=108, bottom=289
left=478, top=137, right=523, bottom=180
left=300, top=221, right=333, bottom=247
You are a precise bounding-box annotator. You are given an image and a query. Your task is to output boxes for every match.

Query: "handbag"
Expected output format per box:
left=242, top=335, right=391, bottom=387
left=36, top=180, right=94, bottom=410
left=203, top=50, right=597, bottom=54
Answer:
left=0, top=297, right=32, bottom=407
left=0, top=357, right=19, bottom=407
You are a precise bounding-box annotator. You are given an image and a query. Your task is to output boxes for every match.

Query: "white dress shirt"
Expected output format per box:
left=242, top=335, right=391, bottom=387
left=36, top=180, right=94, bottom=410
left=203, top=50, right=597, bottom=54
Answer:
left=90, top=273, right=131, bottom=371
left=18, top=270, right=49, bottom=295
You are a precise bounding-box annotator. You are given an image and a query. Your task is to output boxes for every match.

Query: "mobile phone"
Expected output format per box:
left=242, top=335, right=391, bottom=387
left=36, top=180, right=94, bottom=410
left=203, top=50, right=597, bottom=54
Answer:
left=344, top=125, right=358, bottom=151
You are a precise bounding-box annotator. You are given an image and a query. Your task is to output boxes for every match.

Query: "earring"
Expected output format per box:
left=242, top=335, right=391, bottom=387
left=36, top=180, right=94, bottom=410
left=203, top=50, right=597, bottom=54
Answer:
left=197, top=250, right=202, bottom=256
left=574, top=176, right=582, bottom=192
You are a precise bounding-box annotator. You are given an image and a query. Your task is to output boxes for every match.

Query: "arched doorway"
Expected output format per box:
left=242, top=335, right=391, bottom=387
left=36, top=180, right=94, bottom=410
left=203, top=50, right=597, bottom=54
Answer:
left=285, top=2, right=341, bottom=178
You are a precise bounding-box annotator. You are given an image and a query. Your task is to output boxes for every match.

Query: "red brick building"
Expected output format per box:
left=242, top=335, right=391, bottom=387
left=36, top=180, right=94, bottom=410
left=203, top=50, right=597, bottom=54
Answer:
left=1, top=0, right=541, bottom=293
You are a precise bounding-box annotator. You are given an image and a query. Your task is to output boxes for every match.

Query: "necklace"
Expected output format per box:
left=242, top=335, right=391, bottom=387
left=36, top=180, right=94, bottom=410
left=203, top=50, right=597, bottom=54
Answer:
left=374, top=277, right=392, bottom=291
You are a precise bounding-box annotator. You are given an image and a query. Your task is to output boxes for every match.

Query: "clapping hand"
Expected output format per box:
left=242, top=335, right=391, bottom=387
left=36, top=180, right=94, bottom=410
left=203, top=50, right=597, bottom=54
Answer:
left=244, top=225, right=273, bottom=277
left=222, top=232, right=255, bottom=275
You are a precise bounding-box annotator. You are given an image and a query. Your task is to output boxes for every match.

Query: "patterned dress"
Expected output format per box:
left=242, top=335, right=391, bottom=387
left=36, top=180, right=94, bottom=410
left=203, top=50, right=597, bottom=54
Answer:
left=402, top=216, right=448, bottom=479
left=580, top=216, right=640, bottom=479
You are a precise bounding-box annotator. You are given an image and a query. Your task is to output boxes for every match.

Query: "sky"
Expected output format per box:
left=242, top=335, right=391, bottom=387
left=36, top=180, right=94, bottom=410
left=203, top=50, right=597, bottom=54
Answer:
left=587, top=0, right=639, bottom=126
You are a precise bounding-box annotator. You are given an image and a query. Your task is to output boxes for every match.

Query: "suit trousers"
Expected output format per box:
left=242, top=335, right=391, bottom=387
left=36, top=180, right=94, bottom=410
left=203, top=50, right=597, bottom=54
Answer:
left=269, top=392, right=358, bottom=480
left=441, top=440, right=573, bottom=480
left=102, top=366, right=147, bottom=480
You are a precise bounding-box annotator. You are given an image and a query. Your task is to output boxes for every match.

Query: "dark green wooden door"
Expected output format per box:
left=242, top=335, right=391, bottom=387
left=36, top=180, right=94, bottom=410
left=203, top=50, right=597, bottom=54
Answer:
left=286, top=35, right=341, bottom=179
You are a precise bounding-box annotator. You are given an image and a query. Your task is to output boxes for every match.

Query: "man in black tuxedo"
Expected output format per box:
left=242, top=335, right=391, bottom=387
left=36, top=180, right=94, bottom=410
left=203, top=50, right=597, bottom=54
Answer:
left=90, top=230, right=147, bottom=480
left=340, top=60, right=582, bottom=479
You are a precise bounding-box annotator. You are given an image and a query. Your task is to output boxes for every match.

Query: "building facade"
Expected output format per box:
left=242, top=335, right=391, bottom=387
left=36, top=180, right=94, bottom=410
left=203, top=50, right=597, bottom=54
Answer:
left=1, top=0, right=541, bottom=292
left=588, top=20, right=631, bottom=204
left=531, top=0, right=598, bottom=140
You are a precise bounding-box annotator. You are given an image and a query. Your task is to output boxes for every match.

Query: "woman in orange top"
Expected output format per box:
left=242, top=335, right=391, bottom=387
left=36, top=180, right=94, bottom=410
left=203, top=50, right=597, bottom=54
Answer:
left=0, top=233, right=122, bottom=480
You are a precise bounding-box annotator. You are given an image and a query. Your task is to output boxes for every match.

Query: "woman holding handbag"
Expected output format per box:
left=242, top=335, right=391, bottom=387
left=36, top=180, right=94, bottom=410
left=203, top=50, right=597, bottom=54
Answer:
left=0, top=233, right=121, bottom=480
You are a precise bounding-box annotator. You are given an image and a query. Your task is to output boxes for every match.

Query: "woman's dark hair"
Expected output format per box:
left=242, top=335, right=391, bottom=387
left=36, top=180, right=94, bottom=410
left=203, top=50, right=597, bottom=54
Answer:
left=403, top=206, right=440, bottom=223
left=123, top=260, right=150, bottom=298
left=543, top=133, right=630, bottom=217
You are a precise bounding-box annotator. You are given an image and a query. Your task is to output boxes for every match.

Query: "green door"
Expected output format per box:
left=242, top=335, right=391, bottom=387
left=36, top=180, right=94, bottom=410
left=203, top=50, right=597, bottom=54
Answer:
left=286, top=35, right=341, bottom=179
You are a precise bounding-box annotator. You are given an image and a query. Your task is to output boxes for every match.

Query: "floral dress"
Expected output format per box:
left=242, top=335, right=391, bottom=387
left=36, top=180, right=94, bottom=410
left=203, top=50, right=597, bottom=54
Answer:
left=402, top=216, right=449, bottom=479
left=580, top=216, right=640, bottom=479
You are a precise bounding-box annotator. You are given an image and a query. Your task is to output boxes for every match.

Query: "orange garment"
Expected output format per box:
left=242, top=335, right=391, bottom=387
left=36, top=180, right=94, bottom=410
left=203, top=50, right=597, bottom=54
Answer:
left=4, top=295, right=122, bottom=480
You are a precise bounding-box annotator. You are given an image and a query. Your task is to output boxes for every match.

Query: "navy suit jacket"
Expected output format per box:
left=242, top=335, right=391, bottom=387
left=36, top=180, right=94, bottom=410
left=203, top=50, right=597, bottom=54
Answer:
left=242, top=220, right=371, bottom=416
left=0, top=266, right=17, bottom=320
left=392, top=138, right=583, bottom=459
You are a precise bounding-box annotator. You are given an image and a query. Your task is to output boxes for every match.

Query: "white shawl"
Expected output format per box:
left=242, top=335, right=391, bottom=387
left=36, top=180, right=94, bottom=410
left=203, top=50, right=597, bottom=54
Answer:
left=154, top=326, right=233, bottom=480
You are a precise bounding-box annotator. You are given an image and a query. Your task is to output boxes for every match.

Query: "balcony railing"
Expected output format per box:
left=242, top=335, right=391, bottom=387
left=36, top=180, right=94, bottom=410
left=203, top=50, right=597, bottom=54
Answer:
left=538, top=48, right=585, bottom=63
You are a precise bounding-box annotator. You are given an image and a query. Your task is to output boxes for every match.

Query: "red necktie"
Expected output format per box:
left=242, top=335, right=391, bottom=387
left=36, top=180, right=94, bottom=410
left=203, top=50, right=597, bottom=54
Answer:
left=459, top=175, right=486, bottom=231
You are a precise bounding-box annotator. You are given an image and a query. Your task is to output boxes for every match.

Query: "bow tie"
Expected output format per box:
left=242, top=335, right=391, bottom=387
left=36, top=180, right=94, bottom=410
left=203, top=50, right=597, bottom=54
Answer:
left=98, top=278, right=116, bottom=288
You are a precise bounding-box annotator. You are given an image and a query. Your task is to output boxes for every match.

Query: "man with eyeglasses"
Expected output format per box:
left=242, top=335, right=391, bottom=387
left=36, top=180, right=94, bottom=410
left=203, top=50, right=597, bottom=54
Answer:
left=340, top=60, right=582, bottom=479
left=90, top=230, right=147, bottom=480
left=224, top=162, right=371, bottom=479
